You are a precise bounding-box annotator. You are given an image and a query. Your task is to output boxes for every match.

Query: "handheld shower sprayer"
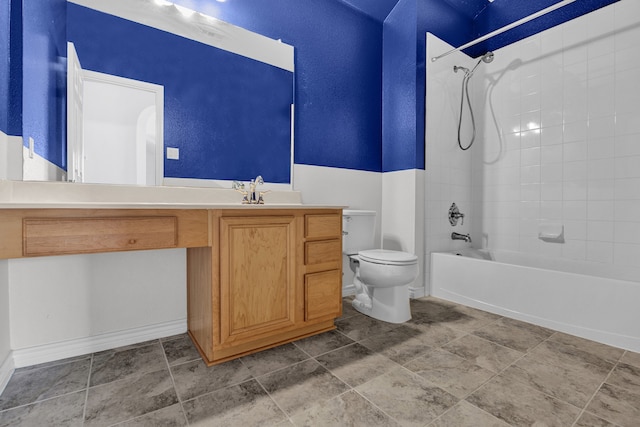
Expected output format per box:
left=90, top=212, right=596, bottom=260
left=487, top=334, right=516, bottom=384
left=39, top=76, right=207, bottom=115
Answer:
left=453, top=51, right=494, bottom=150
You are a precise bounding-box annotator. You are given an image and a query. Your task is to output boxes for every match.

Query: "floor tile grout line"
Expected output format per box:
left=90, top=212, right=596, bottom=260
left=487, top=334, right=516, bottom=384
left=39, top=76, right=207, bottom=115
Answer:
left=0, top=388, right=89, bottom=418
left=252, top=371, right=297, bottom=425
left=160, top=339, right=190, bottom=426
left=89, top=339, right=186, bottom=427
left=537, top=331, right=623, bottom=375
left=81, top=353, right=94, bottom=425
left=0, top=356, right=94, bottom=415
left=452, top=335, right=552, bottom=425
left=350, top=387, right=406, bottom=426
left=571, top=359, right=624, bottom=427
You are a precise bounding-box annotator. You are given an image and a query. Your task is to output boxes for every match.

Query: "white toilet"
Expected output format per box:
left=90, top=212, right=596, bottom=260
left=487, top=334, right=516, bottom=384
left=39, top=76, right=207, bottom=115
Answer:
left=343, top=210, right=418, bottom=323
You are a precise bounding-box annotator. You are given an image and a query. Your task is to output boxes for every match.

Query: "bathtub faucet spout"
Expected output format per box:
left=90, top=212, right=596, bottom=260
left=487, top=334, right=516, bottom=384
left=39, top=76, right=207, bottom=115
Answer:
left=451, top=232, right=472, bottom=243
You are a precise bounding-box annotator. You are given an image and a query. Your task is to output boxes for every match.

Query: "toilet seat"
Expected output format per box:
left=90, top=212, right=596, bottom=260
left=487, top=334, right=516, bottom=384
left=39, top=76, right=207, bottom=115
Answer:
left=358, top=249, right=418, bottom=266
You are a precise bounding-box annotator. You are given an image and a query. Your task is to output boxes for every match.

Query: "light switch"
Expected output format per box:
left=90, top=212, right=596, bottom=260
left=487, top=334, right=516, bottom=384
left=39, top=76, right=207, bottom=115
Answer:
left=166, top=147, right=180, bottom=160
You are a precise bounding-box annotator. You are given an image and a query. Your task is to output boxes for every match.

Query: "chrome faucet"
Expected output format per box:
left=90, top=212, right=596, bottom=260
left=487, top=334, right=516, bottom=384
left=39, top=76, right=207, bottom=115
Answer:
left=233, top=176, right=269, bottom=204
left=451, top=232, right=472, bottom=243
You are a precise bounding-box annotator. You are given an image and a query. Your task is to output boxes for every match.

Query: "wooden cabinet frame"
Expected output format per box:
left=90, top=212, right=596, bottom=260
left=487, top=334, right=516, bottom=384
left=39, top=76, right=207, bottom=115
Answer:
left=0, top=206, right=342, bottom=366
left=187, top=208, right=342, bottom=365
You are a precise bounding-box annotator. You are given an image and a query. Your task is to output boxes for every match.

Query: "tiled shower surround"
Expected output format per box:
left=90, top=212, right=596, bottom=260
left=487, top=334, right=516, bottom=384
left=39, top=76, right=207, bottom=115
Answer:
left=425, top=0, right=640, bottom=284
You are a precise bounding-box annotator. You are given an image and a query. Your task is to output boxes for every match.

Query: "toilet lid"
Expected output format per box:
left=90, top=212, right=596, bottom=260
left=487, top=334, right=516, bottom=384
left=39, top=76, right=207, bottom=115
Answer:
left=358, top=249, right=418, bottom=265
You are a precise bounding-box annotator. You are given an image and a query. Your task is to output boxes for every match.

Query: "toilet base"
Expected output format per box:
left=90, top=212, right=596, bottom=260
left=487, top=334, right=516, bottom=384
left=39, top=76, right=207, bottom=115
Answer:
left=352, top=284, right=411, bottom=324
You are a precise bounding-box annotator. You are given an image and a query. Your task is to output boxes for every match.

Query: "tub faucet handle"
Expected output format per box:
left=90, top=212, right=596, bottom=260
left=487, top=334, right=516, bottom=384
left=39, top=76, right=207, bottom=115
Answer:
left=449, top=203, right=465, bottom=226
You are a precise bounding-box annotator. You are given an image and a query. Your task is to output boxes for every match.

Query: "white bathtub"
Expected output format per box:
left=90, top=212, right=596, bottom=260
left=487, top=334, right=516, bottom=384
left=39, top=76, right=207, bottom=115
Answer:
left=430, top=249, right=640, bottom=352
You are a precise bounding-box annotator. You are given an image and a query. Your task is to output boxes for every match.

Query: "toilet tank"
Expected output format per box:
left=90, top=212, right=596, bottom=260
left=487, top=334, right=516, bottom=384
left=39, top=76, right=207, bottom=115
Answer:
left=342, top=210, right=376, bottom=255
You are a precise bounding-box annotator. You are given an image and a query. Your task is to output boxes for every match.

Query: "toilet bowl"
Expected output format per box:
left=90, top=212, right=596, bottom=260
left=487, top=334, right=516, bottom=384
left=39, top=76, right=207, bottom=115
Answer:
left=343, top=211, right=418, bottom=324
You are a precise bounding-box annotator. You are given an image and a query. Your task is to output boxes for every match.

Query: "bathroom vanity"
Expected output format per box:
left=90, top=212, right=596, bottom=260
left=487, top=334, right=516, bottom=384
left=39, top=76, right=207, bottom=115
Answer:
left=188, top=209, right=342, bottom=364
left=0, top=181, right=343, bottom=366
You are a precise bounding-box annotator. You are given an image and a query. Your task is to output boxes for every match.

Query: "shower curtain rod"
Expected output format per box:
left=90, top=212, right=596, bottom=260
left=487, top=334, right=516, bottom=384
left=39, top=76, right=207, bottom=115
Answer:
left=431, top=0, right=577, bottom=62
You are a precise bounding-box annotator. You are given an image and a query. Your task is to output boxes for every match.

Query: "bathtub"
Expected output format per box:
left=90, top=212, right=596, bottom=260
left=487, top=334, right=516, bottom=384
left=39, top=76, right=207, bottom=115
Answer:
left=430, top=249, right=640, bottom=352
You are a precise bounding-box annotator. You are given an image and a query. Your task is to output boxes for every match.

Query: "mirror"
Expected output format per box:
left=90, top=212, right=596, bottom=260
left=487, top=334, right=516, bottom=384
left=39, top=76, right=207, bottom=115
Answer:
left=66, top=0, right=294, bottom=187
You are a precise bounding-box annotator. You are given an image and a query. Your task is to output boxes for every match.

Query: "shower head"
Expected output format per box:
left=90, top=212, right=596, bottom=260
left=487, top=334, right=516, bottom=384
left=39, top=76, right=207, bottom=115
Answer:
left=481, top=51, right=494, bottom=63
left=453, top=52, right=494, bottom=77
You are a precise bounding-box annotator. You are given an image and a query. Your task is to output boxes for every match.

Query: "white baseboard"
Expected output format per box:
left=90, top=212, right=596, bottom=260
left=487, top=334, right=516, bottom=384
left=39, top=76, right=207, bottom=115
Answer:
left=342, top=284, right=356, bottom=297
left=409, top=286, right=426, bottom=299
left=12, top=319, right=187, bottom=369
left=0, top=351, right=15, bottom=396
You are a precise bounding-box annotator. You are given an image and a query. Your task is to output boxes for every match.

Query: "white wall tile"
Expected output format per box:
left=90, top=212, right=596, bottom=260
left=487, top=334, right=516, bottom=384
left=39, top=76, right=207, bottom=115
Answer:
left=563, top=142, right=588, bottom=162
left=587, top=158, right=615, bottom=181
left=615, top=134, right=640, bottom=157
left=588, top=220, right=614, bottom=242
left=614, top=178, right=640, bottom=200
left=541, top=125, right=564, bottom=146
left=564, top=121, right=588, bottom=143
left=587, top=138, right=614, bottom=159
left=564, top=220, right=587, bottom=240
left=588, top=179, right=615, bottom=200
left=589, top=115, right=615, bottom=140
left=521, top=147, right=541, bottom=166
left=541, top=182, right=563, bottom=200
left=564, top=160, right=588, bottom=181
left=520, top=165, right=541, bottom=184
left=588, top=200, right=614, bottom=221
left=614, top=221, right=640, bottom=244
left=616, top=113, right=640, bottom=136
left=541, top=144, right=563, bottom=164
left=615, top=156, right=640, bottom=179
left=564, top=200, right=588, bottom=220
left=614, top=242, right=640, bottom=267
left=563, top=239, right=587, bottom=260
left=426, top=5, right=640, bottom=281
left=563, top=181, right=587, bottom=200
left=586, top=241, right=613, bottom=263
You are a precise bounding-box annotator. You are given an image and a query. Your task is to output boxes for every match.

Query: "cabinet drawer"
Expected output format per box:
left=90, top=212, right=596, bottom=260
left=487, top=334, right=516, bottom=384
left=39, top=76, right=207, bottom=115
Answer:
left=23, top=216, right=177, bottom=256
left=305, top=270, right=342, bottom=321
left=305, top=214, right=341, bottom=239
left=305, top=239, right=341, bottom=265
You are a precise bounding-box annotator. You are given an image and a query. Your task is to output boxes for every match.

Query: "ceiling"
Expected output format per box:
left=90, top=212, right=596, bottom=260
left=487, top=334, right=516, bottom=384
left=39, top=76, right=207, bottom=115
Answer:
left=337, top=0, right=492, bottom=22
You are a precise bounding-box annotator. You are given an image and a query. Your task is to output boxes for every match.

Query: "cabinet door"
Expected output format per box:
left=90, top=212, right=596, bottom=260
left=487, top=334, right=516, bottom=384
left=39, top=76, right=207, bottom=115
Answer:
left=219, top=215, right=297, bottom=346
left=305, top=270, right=342, bottom=321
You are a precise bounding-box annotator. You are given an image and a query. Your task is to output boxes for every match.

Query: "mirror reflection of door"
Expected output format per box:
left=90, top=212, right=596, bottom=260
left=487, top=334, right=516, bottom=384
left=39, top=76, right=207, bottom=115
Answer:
left=67, top=42, right=164, bottom=185
left=66, top=42, right=84, bottom=183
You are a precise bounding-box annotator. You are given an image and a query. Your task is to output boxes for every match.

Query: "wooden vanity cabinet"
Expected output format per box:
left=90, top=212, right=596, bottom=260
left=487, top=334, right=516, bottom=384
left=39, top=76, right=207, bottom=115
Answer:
left=187, top=208, right=343, bottom=365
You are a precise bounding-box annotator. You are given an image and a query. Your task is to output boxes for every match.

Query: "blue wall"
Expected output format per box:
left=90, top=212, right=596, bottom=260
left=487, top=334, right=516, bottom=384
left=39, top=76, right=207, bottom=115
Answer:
left=175, top=0, right=384, bottom=173
left=0, top=0, right=22, bottom=137
left=68, top=4, right=294, bottom=183
left=382, top=0, right=418, bottom=173
left=382, top=0, right=473, bottom=172
left=22, top=0, right=67, bottom=167
left=0, top=0, right=10, bottom=135
left=11, top=0, right=621, bottom=176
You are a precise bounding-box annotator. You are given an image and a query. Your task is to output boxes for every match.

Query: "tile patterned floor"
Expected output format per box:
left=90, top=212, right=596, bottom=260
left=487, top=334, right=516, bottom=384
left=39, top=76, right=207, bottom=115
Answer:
left=1, top=297, right=639, bottom=426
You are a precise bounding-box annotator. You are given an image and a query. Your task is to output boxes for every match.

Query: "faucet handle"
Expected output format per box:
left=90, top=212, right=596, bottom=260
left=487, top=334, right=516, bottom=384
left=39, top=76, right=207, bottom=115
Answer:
left=257, top=190, right=271, bottom=204
left=449, top=203, right=465, bottom=226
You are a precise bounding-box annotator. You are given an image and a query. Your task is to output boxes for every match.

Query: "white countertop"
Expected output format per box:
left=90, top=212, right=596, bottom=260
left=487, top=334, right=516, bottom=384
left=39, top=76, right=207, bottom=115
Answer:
left=0, top=180, right=343, bottom=210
